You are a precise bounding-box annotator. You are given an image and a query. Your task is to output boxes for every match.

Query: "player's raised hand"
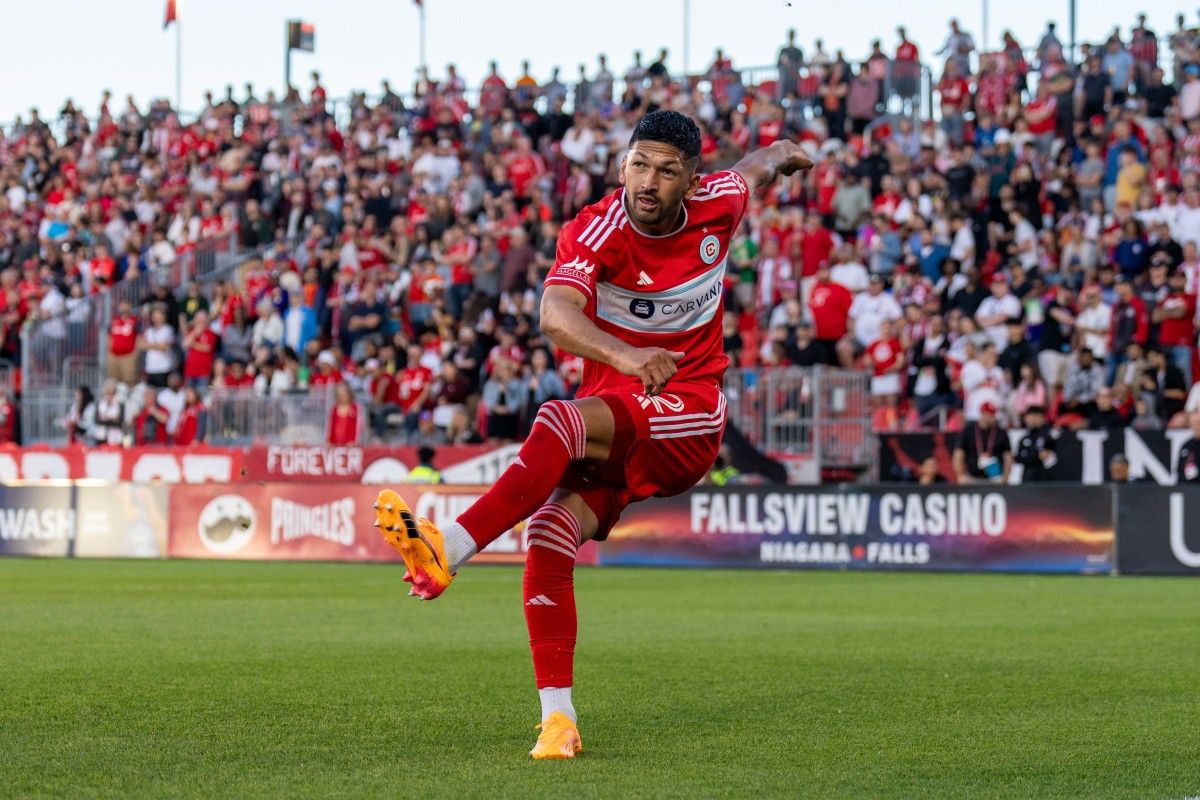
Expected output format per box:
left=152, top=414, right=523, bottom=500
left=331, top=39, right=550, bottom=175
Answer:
left=772, top=140, right=815, bottom=175
left=616, top=347, right=686, bottom=395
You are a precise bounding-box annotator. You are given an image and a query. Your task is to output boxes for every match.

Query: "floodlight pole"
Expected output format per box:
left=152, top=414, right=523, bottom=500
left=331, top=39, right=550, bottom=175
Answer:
left=682, top=0, right=690, bottom=78
left=1069, top=0, right=1077, bottom=62
left=419, top=2, right=427, bottom=72
left=284, top=24, right=292, bottom=96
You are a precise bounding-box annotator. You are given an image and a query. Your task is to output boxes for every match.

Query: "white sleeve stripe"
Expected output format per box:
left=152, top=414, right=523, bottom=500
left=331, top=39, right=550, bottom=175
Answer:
left=546, top=275, right=594, bottom=295
left=582, top=201, right=620, bottom=247
left=576, top=216, right=602, bottom=243
left=697, top=176, right=738, bottom=193
left=693, top=188, right=743, bottom=201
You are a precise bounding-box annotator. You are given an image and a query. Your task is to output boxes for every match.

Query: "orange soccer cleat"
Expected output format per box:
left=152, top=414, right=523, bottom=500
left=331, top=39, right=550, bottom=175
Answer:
left=529, top=712, right=583, bottom=760
left=373, top=489, right=454, bottom=600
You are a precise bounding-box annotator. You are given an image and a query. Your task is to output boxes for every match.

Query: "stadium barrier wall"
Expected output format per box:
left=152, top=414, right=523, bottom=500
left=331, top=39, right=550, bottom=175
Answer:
left=4, top=481, right=1198, bottom=576
left=1114, top=486, right=1200, bottom=576
left=880, top=429, right=1195, bottom=485
left=602, top=485, right=1115, bottom=574
left=0, top=443, right=519, bottom=484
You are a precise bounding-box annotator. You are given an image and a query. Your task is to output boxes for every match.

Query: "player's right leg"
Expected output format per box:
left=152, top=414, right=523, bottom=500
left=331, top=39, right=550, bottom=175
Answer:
left=373, top=397, right=615, bottom=600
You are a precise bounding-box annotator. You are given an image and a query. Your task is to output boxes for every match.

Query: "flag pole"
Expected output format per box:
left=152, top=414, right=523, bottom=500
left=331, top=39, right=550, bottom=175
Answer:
left=175, top=15, right=182, bottom=113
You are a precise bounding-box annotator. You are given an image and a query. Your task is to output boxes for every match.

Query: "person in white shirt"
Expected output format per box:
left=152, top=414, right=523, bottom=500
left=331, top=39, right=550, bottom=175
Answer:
left=949, top=213, right=976, bottom=271
left=1008, top=209, right=1040, bottom=269
left=1075, top=286, right=1113, bottom=361
left=140, top=305, right=177, bottom=388
left=157, top=372, right=187, bottom=436
left=830, top=247, right=870, bottom=294
left=1170, top=188, right=1200, bottom=247
left=959, top=342, right=1009, bottom=422
left=849, top=275, right=903, bottom=348
left=975, top=275, right=1023, bottom=350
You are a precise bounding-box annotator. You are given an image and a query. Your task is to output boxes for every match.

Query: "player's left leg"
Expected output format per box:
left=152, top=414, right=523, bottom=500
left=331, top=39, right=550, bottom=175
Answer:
left=525, top=488, right=608, bottom=760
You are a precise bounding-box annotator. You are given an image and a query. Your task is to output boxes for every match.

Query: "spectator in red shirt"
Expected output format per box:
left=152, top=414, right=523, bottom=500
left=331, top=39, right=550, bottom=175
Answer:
left=0, top=389, right=16, bottom=445
left=365, top=358, right=403, bottom=441
left=807, top=263, right=855, bottom=367
left=937, top=60, right=970, bottom=146
left=1153, top=269, right=1197, bottom=384
left=182, top=310, right=218, bottom=390
left=310, top=351, right=344, bottom=388
left=327, top=383, right=361, bottom=445
left=173, top=387, right=207, bottom=445
left=107, top=299, right=139, bottom=386
left=224, top=360, right=256, bottom=391
left=864, top=319, right=906, bottom=410
left=134, top=387, right=170, bottom=446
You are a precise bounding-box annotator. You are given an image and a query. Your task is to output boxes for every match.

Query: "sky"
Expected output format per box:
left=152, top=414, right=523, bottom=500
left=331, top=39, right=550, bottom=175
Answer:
left=0, top=0, right=1183, bottom=122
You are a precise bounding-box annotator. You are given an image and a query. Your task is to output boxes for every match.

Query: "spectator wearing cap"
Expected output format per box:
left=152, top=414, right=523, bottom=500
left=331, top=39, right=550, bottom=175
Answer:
left=975, top=273, right=1021, bottom=352
left=953, top=401, right=1010, bottom=484
left=1014, top=405, right=1057, bottom=482
left=310, top=351, right=343, bottom=388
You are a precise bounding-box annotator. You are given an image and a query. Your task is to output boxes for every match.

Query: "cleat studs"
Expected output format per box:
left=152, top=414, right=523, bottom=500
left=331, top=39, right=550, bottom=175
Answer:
left=384, top=504, right=393, bottom=511
left=372, top=521, right=380, bottom=527
left=371, top=502, right=379, bottom=510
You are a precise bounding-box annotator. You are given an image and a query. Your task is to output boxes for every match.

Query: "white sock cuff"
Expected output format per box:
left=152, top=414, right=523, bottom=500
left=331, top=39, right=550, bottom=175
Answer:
left=443, top=521, right=477, bottom=572
left=538, top=686, right=576, bottom=723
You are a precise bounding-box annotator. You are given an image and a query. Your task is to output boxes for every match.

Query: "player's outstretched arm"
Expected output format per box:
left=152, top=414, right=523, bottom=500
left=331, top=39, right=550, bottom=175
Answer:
left=730, top=139, right=814, bottom=192
left=541, top=285, right=683, bottom=396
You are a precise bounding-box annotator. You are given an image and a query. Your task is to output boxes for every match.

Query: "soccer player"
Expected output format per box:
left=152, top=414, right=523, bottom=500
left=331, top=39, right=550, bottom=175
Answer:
left=373, top=110, right=812, bottom=759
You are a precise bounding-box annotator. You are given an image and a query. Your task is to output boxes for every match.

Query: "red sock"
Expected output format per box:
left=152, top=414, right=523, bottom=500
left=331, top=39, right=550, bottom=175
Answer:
left=522, top=503, right=580, bottom=689
left=458, top=400, right=586, bottom=550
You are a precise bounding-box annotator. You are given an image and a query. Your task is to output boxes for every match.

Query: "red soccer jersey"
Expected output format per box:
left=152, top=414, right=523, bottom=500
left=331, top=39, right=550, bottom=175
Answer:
left=1159, top=292, right=1197, bottom=347
left=866, top=337, right=903, bottom=376
left=544, top=170, right=750, bottom=396
left=184, top=329, right=218, bottom=380
left=397, top=366, right=433, bottom=412
left=808, top=280, right=853, bottom=340
left=109, top=314, right=138, bottom=356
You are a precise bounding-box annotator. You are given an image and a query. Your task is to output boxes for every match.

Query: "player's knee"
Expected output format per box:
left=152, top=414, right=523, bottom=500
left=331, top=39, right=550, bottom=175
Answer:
left=533, top=400, right=587, bottom=461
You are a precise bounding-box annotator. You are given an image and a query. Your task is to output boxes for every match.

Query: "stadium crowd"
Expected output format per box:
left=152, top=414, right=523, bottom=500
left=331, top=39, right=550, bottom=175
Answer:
left=6, top=10, right=1200, bottom=450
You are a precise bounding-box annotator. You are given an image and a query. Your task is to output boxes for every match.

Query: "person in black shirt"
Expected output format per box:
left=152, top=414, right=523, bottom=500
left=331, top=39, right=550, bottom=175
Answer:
left=1142, top=67, right=1177, bottom=119
left=1088, top=387, right=1127, bottom=430
left=1143, top=347, right=1189, bottom=420
left=998, top=318, right=1036, bottom=386
left=953, top=402, right=1012, bottom=484
left=787, top=322, right=823, bottom=367
left=1176, top=413, right=1200, bottom=484
left=1015, top=405, right=1057, bottom=482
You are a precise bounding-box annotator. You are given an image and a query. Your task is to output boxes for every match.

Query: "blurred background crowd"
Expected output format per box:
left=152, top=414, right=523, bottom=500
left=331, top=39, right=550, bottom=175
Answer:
left=5, top=9, right=1200, bottom=452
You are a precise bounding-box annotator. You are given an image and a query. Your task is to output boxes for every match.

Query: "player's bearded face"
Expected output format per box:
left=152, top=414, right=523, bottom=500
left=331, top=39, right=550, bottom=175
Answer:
left=620, top=143, right=699, bottom=230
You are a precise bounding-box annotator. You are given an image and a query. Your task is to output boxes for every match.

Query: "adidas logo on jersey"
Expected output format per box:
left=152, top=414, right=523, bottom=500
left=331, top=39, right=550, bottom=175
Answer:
left=559, top=256, right=594, bottom=275
left=525, top=594, right=557, bottom=607
left=636, top=271, right=654, bottom=286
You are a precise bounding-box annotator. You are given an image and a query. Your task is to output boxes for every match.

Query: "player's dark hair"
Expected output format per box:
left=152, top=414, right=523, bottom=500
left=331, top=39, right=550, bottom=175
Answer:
left=629, top=110, right=701, bottom=165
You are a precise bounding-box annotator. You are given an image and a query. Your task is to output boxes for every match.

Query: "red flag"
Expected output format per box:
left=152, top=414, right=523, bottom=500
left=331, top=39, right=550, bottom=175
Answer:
left=163, top=0, right=177, bottom=29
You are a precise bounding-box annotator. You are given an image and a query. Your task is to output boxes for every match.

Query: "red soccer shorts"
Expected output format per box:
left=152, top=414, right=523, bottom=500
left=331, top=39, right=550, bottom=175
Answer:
left=560, top=382, right=725, bottom=540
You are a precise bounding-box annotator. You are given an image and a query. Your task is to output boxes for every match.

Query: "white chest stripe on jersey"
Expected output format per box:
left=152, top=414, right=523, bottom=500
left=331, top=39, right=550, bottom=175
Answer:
left=595, top=258, right=726, bottom=334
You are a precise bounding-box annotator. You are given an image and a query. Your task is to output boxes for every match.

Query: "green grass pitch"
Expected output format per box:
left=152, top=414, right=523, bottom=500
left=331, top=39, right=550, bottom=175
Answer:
left=1, top=559, right=1197, bottom=799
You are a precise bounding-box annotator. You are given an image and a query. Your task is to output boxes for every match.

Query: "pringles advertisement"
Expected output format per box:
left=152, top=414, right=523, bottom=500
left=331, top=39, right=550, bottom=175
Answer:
left=603, top=486, right=1114, bottom=574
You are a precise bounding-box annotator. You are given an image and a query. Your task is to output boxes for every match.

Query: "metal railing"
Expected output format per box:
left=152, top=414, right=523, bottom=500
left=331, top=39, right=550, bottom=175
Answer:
left=17, top=232, right=244, bottom=444
left=204, top=388, right=341, bottom=446
left=724, top=367, right=872, bottom=469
